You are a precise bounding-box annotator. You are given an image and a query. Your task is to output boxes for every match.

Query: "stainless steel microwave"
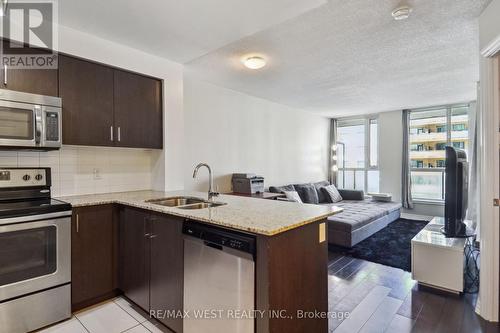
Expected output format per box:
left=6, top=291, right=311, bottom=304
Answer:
left=0, top=89, right=62, bottom=150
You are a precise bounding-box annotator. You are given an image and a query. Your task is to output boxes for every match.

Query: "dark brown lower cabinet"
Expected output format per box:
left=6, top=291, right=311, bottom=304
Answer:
left=71, top=205, right=117, bottom=311
left=119, top=207, right=150, bottom=311
left=150, top=213, right=184, bottom=333
left=119, top=207, right=184, bottom=333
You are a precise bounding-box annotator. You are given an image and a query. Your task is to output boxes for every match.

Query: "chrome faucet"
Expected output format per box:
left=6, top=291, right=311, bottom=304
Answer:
left=192, top=163, right=219, bottom=201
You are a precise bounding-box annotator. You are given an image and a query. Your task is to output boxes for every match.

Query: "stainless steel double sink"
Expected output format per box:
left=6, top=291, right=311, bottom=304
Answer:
left=145, top=196, right=227, bottom=210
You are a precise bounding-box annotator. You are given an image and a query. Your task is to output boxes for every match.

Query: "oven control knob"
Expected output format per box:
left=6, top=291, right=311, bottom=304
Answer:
left=35, top=174, right=43, bottom=181
left=23, top=174, right=31, bottom=181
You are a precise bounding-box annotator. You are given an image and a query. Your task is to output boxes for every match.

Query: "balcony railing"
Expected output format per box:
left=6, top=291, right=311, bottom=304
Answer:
left=409, top=131, right=468, bottom=143
left=410, top=168, right=445, bottom=201
left=410, top=150, right=446, bottom=159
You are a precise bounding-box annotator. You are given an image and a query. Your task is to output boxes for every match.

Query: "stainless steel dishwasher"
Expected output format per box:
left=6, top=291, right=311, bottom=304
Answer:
left=183, top=220, right=255, bottom=333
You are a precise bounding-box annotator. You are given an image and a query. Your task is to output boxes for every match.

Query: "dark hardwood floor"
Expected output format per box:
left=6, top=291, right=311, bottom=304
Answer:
left=327, top=252, right=499, bottom=333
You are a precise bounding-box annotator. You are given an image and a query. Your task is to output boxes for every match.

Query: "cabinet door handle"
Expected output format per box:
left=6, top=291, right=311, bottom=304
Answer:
left=117, top=126, right=121, bottom=142
left=4, top=64, right=7, bottom=85
left=76, top=214, right=80, bottom=233
left=144, top=233, right=151, bottom=238
left=110, top=126, right=114, bottom=141
left=150, top=234, right=158, bottom=239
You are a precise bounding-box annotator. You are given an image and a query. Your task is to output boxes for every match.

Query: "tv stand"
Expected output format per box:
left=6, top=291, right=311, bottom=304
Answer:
left=411, top=217, right=474, bottom=294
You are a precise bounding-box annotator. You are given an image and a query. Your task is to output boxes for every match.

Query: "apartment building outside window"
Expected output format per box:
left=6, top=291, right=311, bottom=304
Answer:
left=409, top=104, right=470, bottom=201
left=336, top=117, right=379, bottom=193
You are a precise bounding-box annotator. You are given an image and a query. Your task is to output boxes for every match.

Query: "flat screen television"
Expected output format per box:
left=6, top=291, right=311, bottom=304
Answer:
left=443, top=146, right=469, bottom=237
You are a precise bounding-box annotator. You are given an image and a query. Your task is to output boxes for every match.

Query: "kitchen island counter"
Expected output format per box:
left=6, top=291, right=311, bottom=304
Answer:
left=58, top=190, right=342, bottom=236
left=61, top=190, right=341, bottom=333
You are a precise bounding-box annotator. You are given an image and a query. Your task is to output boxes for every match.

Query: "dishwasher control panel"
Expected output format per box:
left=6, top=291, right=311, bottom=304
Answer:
left=183, top=220, right=256, bottom=255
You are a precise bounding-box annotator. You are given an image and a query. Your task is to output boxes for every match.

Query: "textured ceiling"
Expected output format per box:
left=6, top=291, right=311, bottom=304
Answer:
left=186, top=0, right=490, bottom=116
left=55, top=0, right=326, bottom=63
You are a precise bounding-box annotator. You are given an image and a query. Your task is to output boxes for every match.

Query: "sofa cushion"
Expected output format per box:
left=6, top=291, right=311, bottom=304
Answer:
left=322, top=185, right=343, bottom=203
left=313, top=181, right=331, bottom=203
left=293, top=183, right=319, bottom=204
left=325, top=200, right=402, bottom=232
left=269, top=184, right=295, bottom=193
left=283, top=191, right=303, bottom=203
left=338, top=189, right=365, bottom=201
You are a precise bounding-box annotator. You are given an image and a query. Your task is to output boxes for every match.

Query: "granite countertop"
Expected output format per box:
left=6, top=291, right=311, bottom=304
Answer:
left=57, top=190, right=343, bottom=236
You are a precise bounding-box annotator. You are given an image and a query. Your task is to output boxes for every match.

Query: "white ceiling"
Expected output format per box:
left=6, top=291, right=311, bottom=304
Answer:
left=185, top=0, right=490, bottom=116
left=56, top=0, right=326, bottom=63
left=57, top=0, right=490, bottom=117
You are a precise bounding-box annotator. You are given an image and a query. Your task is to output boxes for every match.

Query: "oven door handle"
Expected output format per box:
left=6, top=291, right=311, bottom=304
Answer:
left=34, top=106, right=43, bottom=145
left=0, top=211, right=72, bottom=226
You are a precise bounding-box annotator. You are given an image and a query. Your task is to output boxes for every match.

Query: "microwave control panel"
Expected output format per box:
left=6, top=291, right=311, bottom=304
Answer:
left=45, top=112, right=59, bottom=141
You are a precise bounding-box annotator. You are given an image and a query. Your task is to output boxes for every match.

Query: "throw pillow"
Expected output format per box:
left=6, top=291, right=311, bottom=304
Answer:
left=314, top=181, right=331, bottom=203
left=269, top=184, right=296, bottom=193
left=321, top=184, right=343, bottom=203
left=293, top=183, right=319, bottom=204
left=283, top=191, right=303, bottom=203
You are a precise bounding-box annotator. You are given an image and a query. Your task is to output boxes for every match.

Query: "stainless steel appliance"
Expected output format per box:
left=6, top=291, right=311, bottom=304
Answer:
left=0, top=168, right=71, bottom=333
left=0, top=90, right=62, bottom=150
left=183, top=221, right=255, bottom=333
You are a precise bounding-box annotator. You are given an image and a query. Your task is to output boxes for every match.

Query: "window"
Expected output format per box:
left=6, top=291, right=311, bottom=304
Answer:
left=336, top=117, right=379, bottom=193
left=409, top=104, right=470, bottom=201
left=435, top=143, right=446, bottom=150
left=411, top=160, right=424, bottom=168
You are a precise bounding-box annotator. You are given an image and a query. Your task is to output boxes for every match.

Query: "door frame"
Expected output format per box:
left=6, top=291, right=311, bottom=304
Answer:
left=478, top=39, right=500, bottom=321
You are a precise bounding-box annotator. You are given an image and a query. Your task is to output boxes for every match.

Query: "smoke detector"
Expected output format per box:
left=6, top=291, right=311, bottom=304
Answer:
left=392, top=5, right=412, bottom=21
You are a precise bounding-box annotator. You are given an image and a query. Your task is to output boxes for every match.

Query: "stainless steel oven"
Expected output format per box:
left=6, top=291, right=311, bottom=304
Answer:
left=0, top=89, right=62, bottom=150
left=0, top=212, right=71, bottom=301
left=0, top=168, right=71, bottom=333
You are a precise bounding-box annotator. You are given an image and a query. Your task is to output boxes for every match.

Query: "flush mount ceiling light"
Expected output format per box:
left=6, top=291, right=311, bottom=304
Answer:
left=242, top=56, right=266, bottom=70
left=392, top=5, right=412, bottom=21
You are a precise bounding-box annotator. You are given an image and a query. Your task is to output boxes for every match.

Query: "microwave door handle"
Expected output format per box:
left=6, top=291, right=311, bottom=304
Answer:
left=34, top=106, right=42, bottom=145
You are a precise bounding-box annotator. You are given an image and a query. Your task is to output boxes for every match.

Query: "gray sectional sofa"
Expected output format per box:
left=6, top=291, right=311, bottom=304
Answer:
left=269, top=181, right=402, bottom=248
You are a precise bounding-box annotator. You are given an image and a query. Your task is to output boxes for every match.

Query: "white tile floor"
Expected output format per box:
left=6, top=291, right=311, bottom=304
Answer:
left=38, top=297, right=172, bottom=333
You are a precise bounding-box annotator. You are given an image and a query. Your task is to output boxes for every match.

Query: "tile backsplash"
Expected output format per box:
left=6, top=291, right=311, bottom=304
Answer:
left=0, top=146, right=153, bottom=197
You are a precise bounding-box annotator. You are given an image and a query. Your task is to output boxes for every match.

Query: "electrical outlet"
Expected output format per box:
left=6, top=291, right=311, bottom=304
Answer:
left=93, top=168, right=102, bottom=180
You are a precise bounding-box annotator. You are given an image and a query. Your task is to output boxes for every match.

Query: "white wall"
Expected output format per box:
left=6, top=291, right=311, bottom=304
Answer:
left=378, top=111, right=403, bottom=202
left=377, top=110, right=445, bottom=217
left=477, top=0, right=500, bottom=322
left=479, top=0, right=500, bottom=52
left=183, top=76, right=331, bottom=192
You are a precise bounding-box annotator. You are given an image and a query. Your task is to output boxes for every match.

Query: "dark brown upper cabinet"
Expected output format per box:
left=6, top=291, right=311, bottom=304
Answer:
left=71, top=205, right=117, bottom=311
left=59, top=55, right=114, bottom=146
left=1, top=40, right=58, bottom=96
left=58, top=56, right=163, bottom=149
left=114, top=69, right=163, bottom=149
